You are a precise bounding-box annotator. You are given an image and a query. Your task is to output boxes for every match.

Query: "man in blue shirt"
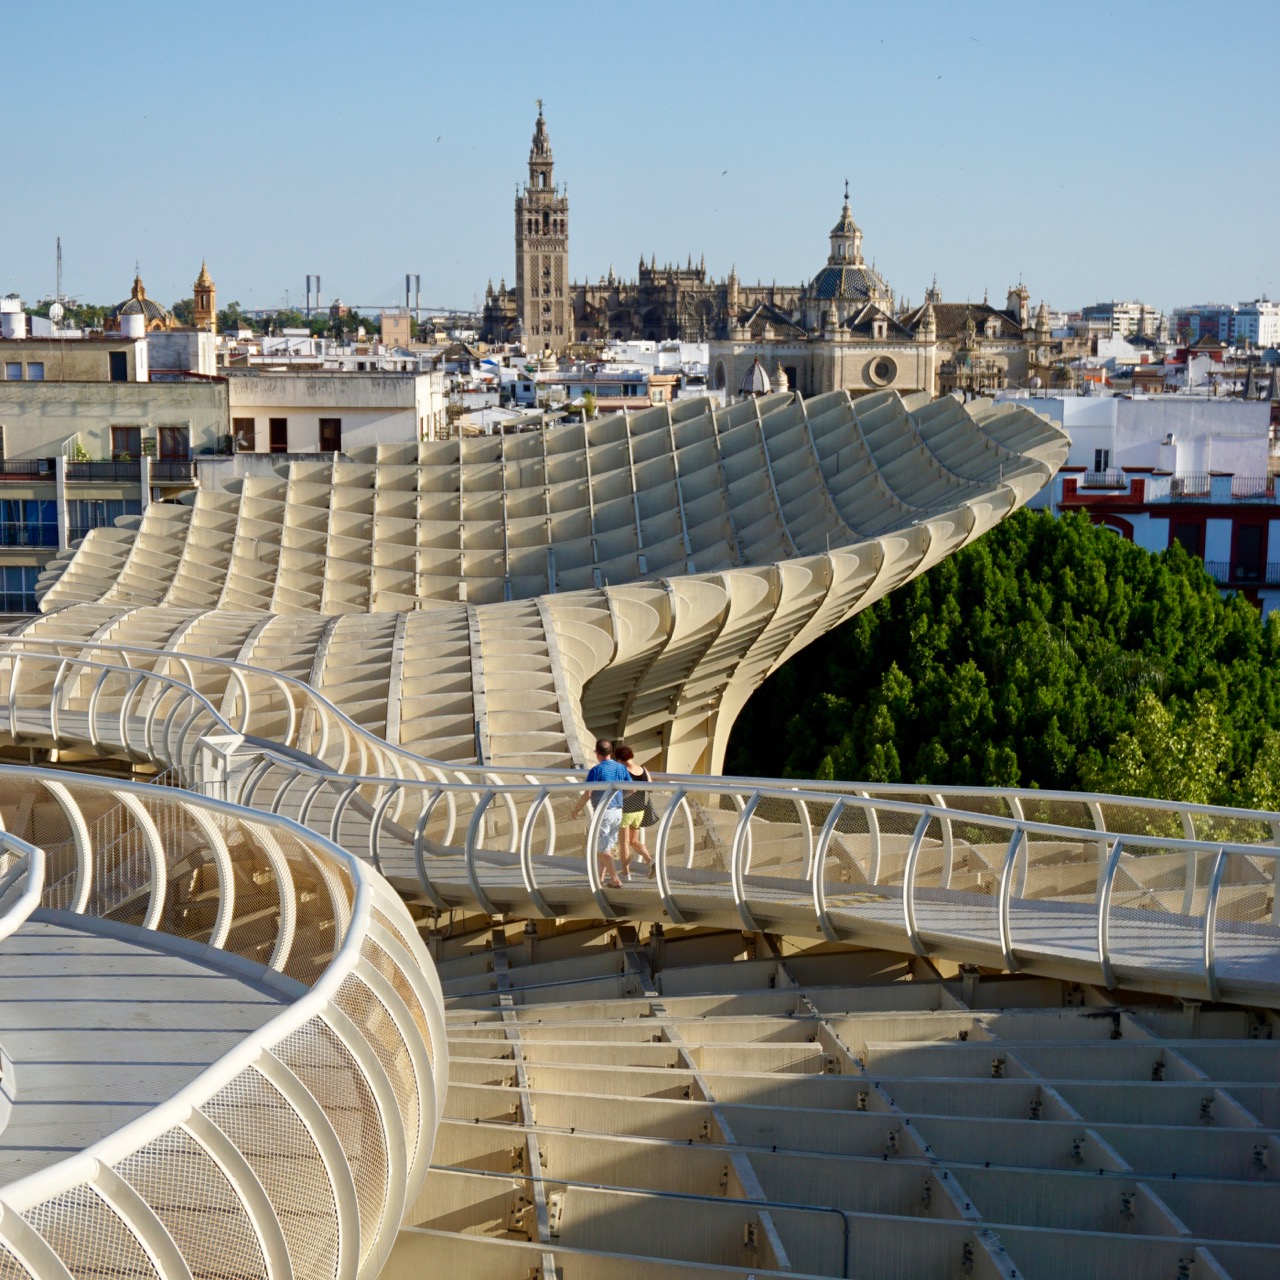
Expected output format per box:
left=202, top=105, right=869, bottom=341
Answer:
left=569, top=738, right=630, bottom=888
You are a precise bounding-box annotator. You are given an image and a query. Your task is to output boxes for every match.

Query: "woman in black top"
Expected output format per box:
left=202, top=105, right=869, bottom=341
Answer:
left=613, top=743, right=655, bottom=880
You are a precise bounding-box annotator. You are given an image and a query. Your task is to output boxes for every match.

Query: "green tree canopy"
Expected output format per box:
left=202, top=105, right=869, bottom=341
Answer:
left=725, top=510, right=1280, bottom=808
left=26, top=300, right=110, bottom=329
left=217, top=300, right=253, bottom=332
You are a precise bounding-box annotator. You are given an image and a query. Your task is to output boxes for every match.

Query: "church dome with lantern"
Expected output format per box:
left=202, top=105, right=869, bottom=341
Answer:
left=109, top=272, right=177, bottom=332
left=804, top=184, right=893, bottom=323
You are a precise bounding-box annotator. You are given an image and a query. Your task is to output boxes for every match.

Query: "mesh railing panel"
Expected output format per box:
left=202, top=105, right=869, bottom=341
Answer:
left=276, top=1017, right=389, bottom=1267
left=1018, top=796, right=1101, bottom=830
left=1096, top=801, right=1184, bottom=840
left=363, top=937, right=434, bottom=1069
left=469, top=788, right=536, bottom=908
left=277, top=831, right=338, bottom=987
left=151, top=804, right=222, bottom=947
left=199, top=1066, right=341, bottom=1280
left=1019, top=838, right=1103, bottom=904
left=1106, top=845, right=1214, bottom=984
left=743, top=799, right=813, bottom=913
left=0, top=1245, right=35, bottom=1280
left=218, top=821, right=283, bottom=969
left=916, top=818, right=1005, bottom=953
left=335, top=973, right=421, bottom=1170
left=1187, top=812, right=1278, bottom=845
left=23, top=1185, right=161, bottom=1280
left=371, top=906, right=415, bottom=959
left=30, top=781, right=77, bottom=910
left=1210, top=851, right=1280, bottom=993
left=867, top=804, right=923, bottom=885
left=114, top=1127, right=267, bottom=1280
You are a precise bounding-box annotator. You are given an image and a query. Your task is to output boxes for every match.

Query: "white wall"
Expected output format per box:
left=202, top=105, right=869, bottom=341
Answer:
left=1114, top=399, right=1270, bottom=475
left=226, top=372, right=435, bottom=452
left=148, top=331, right=216, bottom=377
left=1000, top=394, right=1271, bottom=476
left=1009, top=396, right=1117, bottom=469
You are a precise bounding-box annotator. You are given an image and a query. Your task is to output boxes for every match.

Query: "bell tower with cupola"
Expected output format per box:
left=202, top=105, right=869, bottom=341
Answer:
left=514, top=101, right=569, bottom=352
left=192, top=260, right=217, bottom=333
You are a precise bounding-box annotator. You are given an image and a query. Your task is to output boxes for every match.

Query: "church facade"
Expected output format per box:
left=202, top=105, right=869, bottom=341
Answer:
left=482, top=109, right=1050, bottom=399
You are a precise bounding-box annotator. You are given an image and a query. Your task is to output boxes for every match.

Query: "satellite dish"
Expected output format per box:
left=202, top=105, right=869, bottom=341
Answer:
left=48, top=302, right=64, bottom=323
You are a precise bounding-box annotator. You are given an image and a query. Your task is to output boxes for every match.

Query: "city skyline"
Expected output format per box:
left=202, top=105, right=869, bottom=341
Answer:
left=3, top=0, right=1277, bottom=318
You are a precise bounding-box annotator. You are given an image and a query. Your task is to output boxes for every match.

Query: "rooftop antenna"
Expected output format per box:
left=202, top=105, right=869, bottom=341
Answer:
left=56, top=236, right=63, bottom=304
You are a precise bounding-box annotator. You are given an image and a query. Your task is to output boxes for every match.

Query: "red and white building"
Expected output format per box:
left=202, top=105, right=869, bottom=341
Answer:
left=1002, top=393, right=1280, bottom=613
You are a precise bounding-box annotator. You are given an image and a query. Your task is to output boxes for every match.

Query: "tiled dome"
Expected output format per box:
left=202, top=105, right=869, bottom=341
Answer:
left=110, top=274, right=175, bottom=329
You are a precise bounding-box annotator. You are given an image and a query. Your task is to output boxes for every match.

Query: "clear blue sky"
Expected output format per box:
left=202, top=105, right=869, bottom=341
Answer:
left=3, top=1, right=1275, bottom=317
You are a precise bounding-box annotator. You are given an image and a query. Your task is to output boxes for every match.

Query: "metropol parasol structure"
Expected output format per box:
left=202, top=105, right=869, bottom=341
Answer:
left=0, top=388, right=1277, bottom=1280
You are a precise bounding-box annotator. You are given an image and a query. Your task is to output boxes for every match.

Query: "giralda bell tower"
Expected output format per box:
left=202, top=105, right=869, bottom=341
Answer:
left=515, top=102, right=569, bottom=352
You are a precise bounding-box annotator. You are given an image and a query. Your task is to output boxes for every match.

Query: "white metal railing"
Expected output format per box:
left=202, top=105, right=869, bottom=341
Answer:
left=7, top=638, right=1279, bottom=849
left=0, top=636, right=442, bottom=783
left=0, top=831, right=44, bottom=945
left=232, top=754, right=1280, bottom=1010
left=0, top=766, right=446, bottom=1280
left=3, top=641, right=1280, bottom=1006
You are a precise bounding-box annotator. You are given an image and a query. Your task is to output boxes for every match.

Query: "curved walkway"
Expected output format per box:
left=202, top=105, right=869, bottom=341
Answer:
left=0, top=768, right=446, bottom=1280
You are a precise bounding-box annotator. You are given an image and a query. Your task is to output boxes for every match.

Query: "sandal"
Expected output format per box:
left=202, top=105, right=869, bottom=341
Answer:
left=605, top=877, right=623, bottom=889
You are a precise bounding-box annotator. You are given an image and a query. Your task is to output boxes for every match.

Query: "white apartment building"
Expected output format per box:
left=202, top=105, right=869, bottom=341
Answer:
left=1172, top=300, right=1280, bottom=347
left=226, top=369, right=447, bottom=452
left=1233, top=299, right=1280, bottom=347
left=1080, top=300, right=1160, bottom=338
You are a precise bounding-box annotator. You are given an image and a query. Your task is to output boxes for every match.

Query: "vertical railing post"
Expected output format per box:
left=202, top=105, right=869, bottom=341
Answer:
left=1096, top=837, right=1126, bottom=989
left=811, top=797, right=847, bottom=942
left=900, top=813, right=932, bottom=957
left=411, top=791, right=451, bottom=914
left=1203, top=847, right=1228, bottom=1003
left=729, top=792, right=763, bottom=932
left=997, top=826, right=1024, bottom=972
left=1180, top=811, right=1199, bottom=916
left=652, top=788, right=690, bottom=924
left=464, top=789, right=500, bottom=917
left=517, top=788, right=554, bottom=917
left=368, top=782, right=401, bottom=876
left=932, top=794, right=953, bottom=889
left=855, top=791, right=882, bottom=884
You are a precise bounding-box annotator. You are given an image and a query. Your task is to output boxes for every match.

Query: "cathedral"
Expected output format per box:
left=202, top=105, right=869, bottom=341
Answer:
left=481, top=106, right=788, bottom=352
left=481, top=108, right=1054, bottom=398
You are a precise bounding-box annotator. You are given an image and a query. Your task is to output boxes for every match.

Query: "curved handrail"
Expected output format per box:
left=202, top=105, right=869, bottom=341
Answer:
left=0, top=636, right=442, bottom=783
left=0, top=765, right=445, bottom=1280
left=6, top=638, right=1278, bottom=850
left=3, top=646, right=1280, bottom=1013
left=227, top=751, right=1280, bottom=1008
left=0, top=833, right=45, bottom=946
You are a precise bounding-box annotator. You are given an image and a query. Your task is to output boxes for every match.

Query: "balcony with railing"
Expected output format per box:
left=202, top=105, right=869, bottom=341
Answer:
left=0, top=458, right=55, bottom=482
left=1078, top=469, right=1127, bottom=489
left=65, top=460, right=140, bottom=483
left=150, top=458, right=196, bottom=484
left=1203, top=559, right=1280, bottom=587
left=1168, top=472, right=1211, bottom=499
left=1230, top=475, right=1276, bottom=502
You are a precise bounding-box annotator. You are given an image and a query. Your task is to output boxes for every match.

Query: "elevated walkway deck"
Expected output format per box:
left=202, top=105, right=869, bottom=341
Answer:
left=0, top=915, right=289, bottom=1183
